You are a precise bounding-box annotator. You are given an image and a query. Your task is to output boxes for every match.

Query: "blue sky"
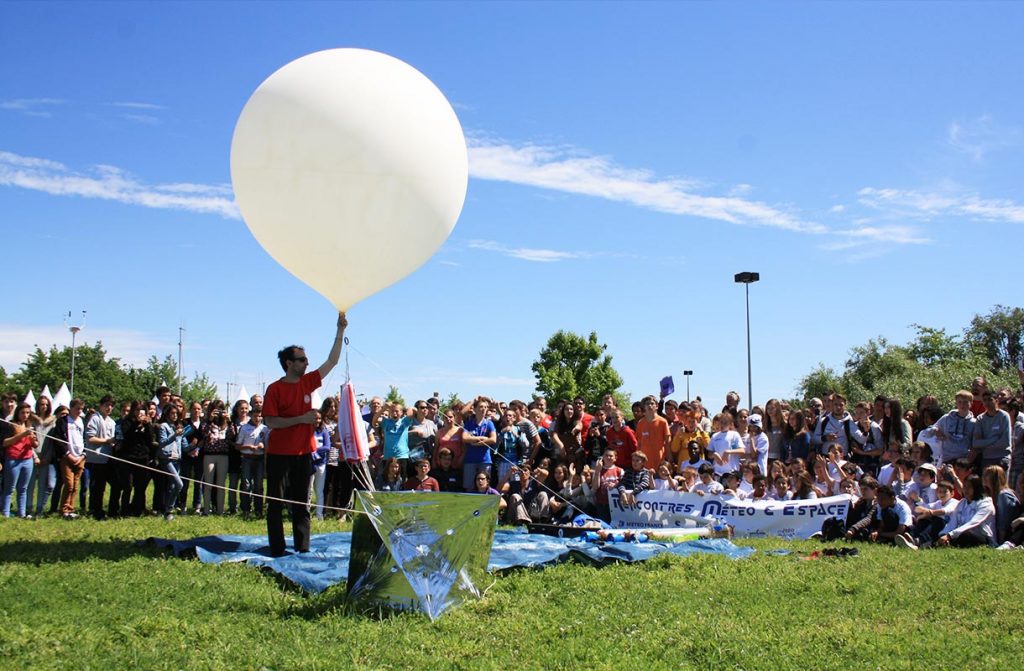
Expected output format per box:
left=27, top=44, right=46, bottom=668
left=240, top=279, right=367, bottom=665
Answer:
left=1, top=1, right=1022, bottom=407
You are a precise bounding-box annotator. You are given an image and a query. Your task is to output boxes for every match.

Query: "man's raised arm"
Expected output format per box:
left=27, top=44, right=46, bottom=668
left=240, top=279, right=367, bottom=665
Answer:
left=318, top=312, right=348, bottom=379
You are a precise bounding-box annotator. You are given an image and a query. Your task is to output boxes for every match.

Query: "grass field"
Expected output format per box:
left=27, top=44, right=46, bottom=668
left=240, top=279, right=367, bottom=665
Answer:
left=1, top=513, right=1023, bottom=671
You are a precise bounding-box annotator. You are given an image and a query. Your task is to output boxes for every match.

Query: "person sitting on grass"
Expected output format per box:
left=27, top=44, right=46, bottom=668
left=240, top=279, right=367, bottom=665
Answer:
left=429, top=448, right=461, bottom=492
left=653, top=461, right=680, bottom=491
left=748, top=474, right=771, bottom=501
left=981, top=465, right=1020, bottom=545
left=897, top=480, right=959, bottom=549
left=617, top=451, right=653, bottom=506
left=502, top=464, right=550, bottom=525
left=903, top=463, right=939, bottom=509
left=770, top=474, right=792, bottom=501
left=403, top=459, right=440, bottom=492
left=870, top=485, right=912, bottom=545
left=845, top=477, right=879, bottom=541
left=592, top=448, right=624, bottom=522
left=691, top=463, right=724, bottom=496
left=935, top=474, right=995, bottom=548
left=722, top=471, right=745, bottom=499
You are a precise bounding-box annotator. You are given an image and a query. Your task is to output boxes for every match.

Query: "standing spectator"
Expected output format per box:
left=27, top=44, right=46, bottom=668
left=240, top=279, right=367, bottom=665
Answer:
left=236, top=406, right=268, bottom=519
left=119, top=402, right=156, bottom=516
left=201, top=401, right=232, bottom=515
left=461, top=397, right=496, bottom=492
left=435, top=406, right=465, bottom=470
left=931, top=391, right=975, bottom=464
left=178, top=401, right=204, bottom=514
left=429, top=448, right=461, bottom=492
left=57, top=399, right=87, bottom=520
left=782, top=409, right=810, bottom=463
left=635, top=396, right=670, bottom=467
left=381, top=403, right=413, bottom=477
left=309, top=410, right=330, bottom=520
left=407, top=400, right=437, bottom=468
left=2, top=403, right=38, bottom=518
left=971, top=390, right=1012, bottom=471
left=156, top=405, right=185, bottom=521
left=84, top=395, right=116, bottom=520
left=27, top=395, right=57, bottom=516
left=550, top=401, right=582, bottom=465
left=708, top=413, right=744, bottom=479
left=746, top=414, right=769, bottom=476
left=606, top=409, right=638, bottom=470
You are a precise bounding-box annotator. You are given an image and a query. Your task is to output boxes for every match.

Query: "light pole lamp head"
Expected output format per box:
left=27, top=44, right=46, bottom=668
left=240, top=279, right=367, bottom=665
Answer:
left=734, top=272, right=760, bottom=284
left=683, top=370, right=693, bottom=376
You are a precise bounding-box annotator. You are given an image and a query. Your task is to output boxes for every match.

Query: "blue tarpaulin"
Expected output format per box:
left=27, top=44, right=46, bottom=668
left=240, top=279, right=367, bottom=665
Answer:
left=146, top=530, right=755, bottom=594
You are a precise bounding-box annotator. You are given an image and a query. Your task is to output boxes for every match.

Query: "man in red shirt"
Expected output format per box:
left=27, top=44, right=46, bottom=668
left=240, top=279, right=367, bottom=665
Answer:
left=606, top=409, right=638, bottom=469
left=263, top=313, right=347, bottom=556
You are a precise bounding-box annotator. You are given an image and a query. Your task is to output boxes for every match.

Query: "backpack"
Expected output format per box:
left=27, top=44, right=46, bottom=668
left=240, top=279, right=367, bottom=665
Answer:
left=820, top=516, right=846, bottom=542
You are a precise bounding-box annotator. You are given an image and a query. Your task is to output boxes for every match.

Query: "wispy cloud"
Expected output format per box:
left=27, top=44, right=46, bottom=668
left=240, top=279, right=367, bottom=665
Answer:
left=947, top=114, right=1022, bottom=161
left=821, top=224, right=931, bottom=252
left=858, top=187, right=1024, bottom=224
left=0, top=98, right=65, bottom=118
left=0, top=150, right=239, bottom=219
left=467, top=239, right=589, bottom=263
left=111, top=101, right=166, bottom=110
left=467, top=139, right=825, bottom=234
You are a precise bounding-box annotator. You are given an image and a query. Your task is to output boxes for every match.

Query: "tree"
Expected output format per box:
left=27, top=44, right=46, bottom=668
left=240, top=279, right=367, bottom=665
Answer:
left=8, top=344, right=218, bottom=408
left=531, top=330, right=624, bottom=409
left=797, top=325, right=1016, bottom=409
left=385, top=385, right=405, bottom=406
left=0, top=365, right=9, bottom=393
left=965, top=305, right=1024, bottom=372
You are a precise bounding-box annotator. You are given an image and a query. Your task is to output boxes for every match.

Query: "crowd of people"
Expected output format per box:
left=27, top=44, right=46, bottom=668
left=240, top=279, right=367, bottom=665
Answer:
left=3, top=373, right=1023, bottom=550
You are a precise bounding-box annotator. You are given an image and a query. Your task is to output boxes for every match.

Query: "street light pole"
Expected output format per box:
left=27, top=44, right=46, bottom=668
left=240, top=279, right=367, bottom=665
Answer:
left=734, top=272, right=760, bottom=411
left=683, top=370, right=693, bottom=402
left=65, top=310, right=86, bottom=399
left=177, top=325, right=185, bottom=396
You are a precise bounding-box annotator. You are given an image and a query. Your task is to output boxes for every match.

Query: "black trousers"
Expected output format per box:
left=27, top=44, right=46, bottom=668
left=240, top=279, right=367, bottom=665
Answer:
left=86, top=462, right=113, bottom=519
left=266, top=454, right=313, bottom=555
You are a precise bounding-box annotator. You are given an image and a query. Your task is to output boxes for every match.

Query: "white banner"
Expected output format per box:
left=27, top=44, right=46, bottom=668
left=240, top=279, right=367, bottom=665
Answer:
left=608, top=490, right=853, bottom=539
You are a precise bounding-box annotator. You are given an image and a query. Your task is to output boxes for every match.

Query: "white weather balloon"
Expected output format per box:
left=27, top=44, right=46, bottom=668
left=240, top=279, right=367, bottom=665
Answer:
left=231, top=48, right=468, bottom=310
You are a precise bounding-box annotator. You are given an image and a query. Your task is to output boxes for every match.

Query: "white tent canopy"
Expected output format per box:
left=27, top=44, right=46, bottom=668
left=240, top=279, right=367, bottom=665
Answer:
left=53, top=383, right=71, bottom=409
left=310, top=388, right=323, bottom=411
left=235, top=385, right=250, bottom=405
left=23, top=390, right=36, bottom=408
left=40, top=385, right=54, bottom=405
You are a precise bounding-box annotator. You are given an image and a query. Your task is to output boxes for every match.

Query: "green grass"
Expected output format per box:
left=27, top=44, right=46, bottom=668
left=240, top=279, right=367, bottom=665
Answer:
left=1, top=513, right=1023, bottom=670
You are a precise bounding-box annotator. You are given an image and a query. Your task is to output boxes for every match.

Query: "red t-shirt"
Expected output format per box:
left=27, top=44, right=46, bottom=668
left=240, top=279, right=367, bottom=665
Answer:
left=264, top=370, right=322, bottom=456
left=403, top=476, right=440, bottom=492
left=607, top=425, right=638, bottom=468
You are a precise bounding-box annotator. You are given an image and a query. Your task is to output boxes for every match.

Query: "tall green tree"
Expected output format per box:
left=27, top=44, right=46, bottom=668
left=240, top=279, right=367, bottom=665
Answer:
left=385, top=385, right=405, bottom=406
left=798, top=325, right=1016, bottom=409
left=965, top=305, right=1024, bottom=372
left=531, top=330, right=624, bottom=409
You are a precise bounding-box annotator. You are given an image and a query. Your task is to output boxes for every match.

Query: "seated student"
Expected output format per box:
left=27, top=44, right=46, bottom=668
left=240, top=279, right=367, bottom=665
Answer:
left=748, top=474, right=772, bottom=502
left=982, top=465, right=1020, bottom=545
left=722, top=471, right=746, bottom=499
left=936, top=474, right=995, bottom=548
left=792, top=472, right=818, bottom=500
left=770, top=475, right=793, bottom=501
left=558, top=463, right=595, bottom=519
left=429, top=448, right=461, bottom=492
left=845, top=477, right=880, bottom=541
left=877, top=444, right=903, bottom=488
left=869, top=485, right=913, bottom=545
left=653, top=461, right=680, bottom=491
left=501, top=464, right=550, bottom=525
left=738, top=464, right=758, bottom=498
left=403, top=459, right=440, bottom=492
left=903, top=463, right=939, bottom=509
left=896, top=480, right=959, bottom=549
left=677, top=466, right=698, bottom=492
left=691, top=463, right=724, bottom=496
left=837, top=477, right=859, bottom=503
left=890, top=458, right=916, bottom=500
left=591, top=448, right=624, bottom=522
left=617, top=452, right=653, bottom=506
left=677, top=440, right=710, bottom=475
